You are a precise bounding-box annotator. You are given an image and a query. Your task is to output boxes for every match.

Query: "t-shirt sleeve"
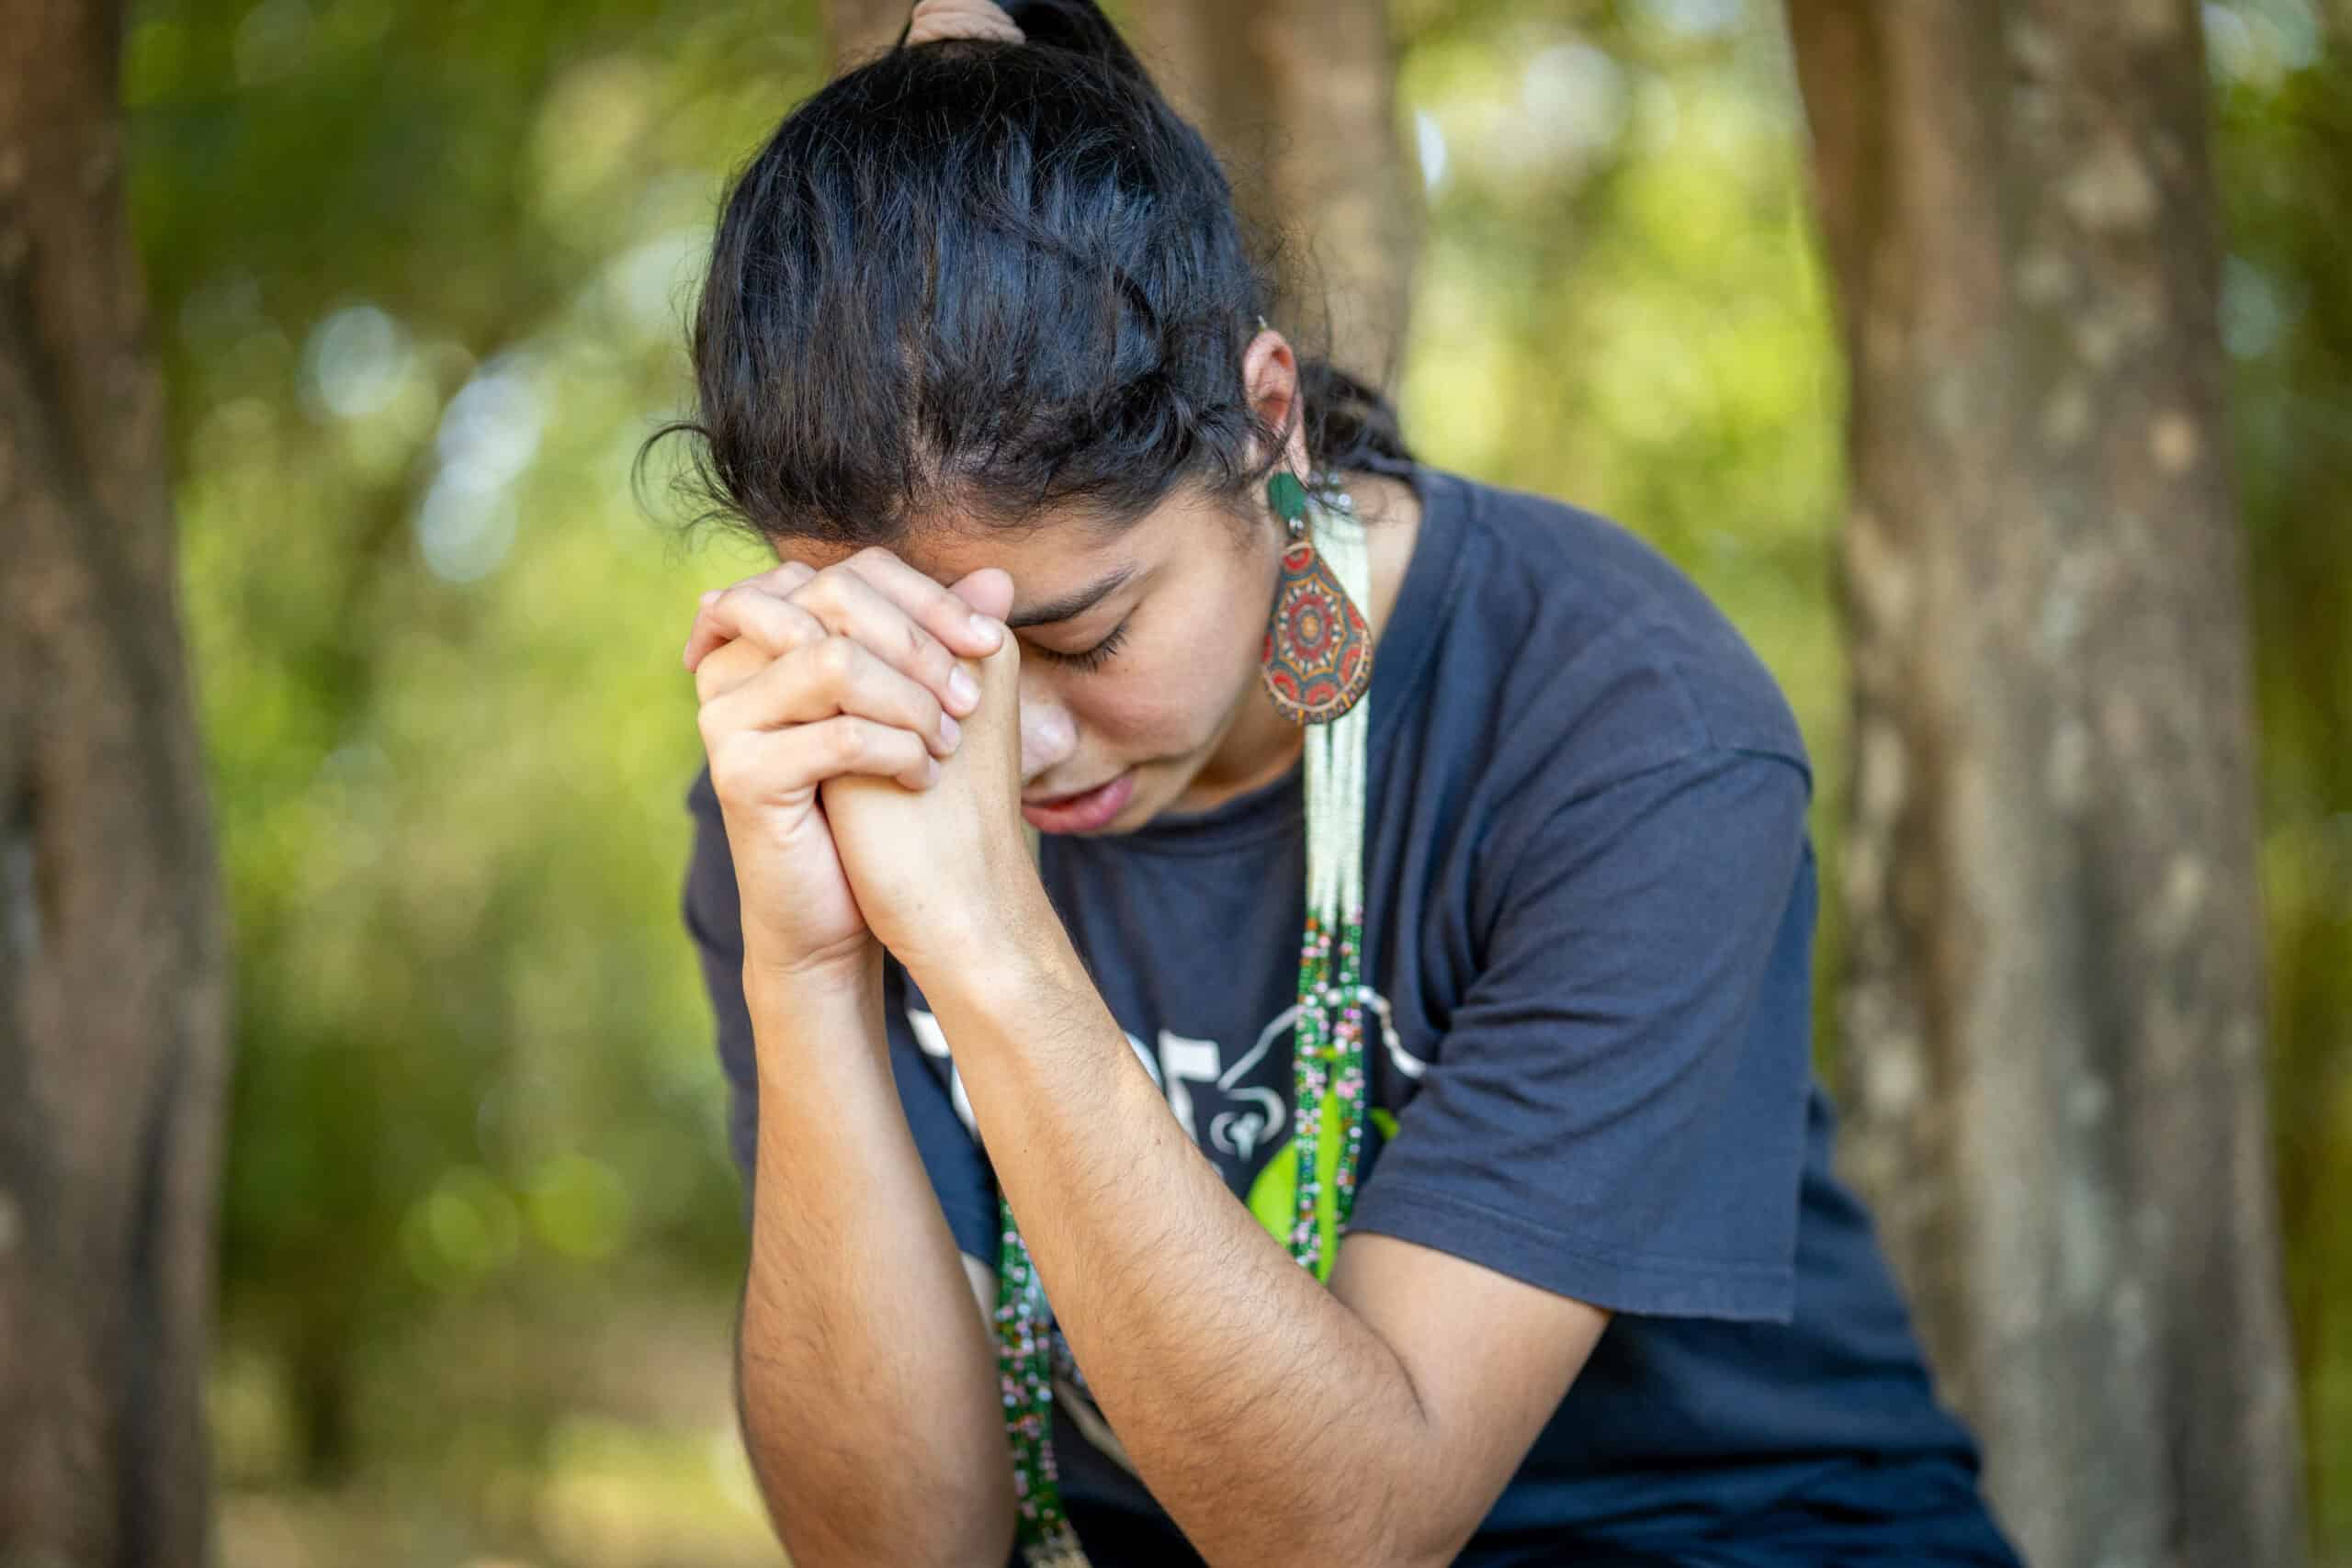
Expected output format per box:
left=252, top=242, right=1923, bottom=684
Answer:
left=1342, top=744, right=1815, bottom=1322
left=680, top=765, right=1001, bottom=1259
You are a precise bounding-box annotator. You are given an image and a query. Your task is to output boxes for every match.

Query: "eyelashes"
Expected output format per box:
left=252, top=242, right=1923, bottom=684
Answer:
left=1034, top=616, right=1132, bottom=673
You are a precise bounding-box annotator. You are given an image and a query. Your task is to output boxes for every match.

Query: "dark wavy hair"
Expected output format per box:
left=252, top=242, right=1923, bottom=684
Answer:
left=638, top=0, right=1414, bottom=552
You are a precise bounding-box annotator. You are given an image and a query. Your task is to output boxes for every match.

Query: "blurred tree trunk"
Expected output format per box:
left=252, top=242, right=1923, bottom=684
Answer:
left=0, top=0, right=231, bottom=1562
left=1785, top=4, right=2304, bottom=1566
left=821, top=0, right=906, bottom=61
left=825, top=0, right=1420, bottom=388
left=1125, top=0, right=1419, bottom=385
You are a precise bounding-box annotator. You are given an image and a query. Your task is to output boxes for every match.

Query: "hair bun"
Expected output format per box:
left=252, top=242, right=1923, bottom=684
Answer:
left=902, top=0, right=1025, bottom=46
left=999, top=0, right=1159, bottom=92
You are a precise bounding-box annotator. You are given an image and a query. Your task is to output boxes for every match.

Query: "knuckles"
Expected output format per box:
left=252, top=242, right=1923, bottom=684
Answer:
left=692, top=635, right=764, bottom=707
left=694, top=545, right=994, bottom=795
left=812, top=633, right=859, bottom=682
left=793, top=555, right=878, bottom=621
left=705, top=731, right=767, bottom=810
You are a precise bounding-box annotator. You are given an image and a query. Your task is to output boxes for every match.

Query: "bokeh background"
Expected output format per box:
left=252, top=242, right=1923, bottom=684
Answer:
left=110, top=0, right=2347, bottom=1561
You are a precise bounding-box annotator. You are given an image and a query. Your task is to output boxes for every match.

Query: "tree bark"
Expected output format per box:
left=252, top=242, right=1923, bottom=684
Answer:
left=1783, top=3, right=2305, bottom=1565
left=1126, top=0, right=1419, bottom=388
left=0, top=0, right=232, bottom=1562
left=825, top=0, right=1420, bottom=390
left=821, top=0, right=907, bottom=63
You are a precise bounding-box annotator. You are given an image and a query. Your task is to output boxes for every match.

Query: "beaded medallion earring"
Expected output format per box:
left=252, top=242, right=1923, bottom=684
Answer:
left=1261, top=461, right=1375, bottom=1281
left=1261, top=466, right=1375, bottom=725
left=991, top=434, right=1379, bottom=1568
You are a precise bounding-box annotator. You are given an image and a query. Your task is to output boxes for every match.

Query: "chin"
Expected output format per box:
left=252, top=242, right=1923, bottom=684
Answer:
left=1108, top=737, right=1224, bottom=823
left=1114, top=764, right=1163, bottom=820
left=1120, top=761, right=1201, bottom=826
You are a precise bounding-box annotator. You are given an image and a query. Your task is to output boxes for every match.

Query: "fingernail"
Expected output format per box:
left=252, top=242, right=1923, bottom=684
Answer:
left=969, top=613, right=1002, bottom=649
left=948, top=666, right=980, bottom=711
left=701, top=589, right=722, bottom=605
left=938, top=713, right=961, bottom=750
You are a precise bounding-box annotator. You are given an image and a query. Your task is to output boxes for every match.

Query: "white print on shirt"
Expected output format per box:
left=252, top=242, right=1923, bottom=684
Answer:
left=905, top=989, right=1426, bottom=1156
left=902, top=1006, right=1161, bottom=1137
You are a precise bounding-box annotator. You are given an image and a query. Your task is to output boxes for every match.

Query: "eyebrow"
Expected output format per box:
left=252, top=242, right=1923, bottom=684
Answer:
left=1005, top=564, right=1138, bottom=629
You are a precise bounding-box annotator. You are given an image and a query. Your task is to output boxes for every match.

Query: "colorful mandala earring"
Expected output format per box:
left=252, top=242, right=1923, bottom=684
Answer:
left=1260, top=467, right=1375, bottom=726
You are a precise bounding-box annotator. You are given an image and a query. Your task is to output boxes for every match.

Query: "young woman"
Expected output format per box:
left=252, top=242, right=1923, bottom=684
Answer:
left=662, top=3, right=2026, bottom=1564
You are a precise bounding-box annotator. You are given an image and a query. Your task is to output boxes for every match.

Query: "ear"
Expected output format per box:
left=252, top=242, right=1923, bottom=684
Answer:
left=1241, top=329, right=1311, bottom=477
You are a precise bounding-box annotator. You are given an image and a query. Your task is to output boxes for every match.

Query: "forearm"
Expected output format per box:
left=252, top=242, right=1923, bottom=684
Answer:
left=737, top=950, right=1014, bottom=1568
left=911, top=899, right=1438, bottom=1568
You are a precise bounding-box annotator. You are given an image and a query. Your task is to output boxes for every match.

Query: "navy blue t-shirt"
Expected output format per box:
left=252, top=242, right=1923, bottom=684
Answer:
left=681, top=453, right=2025, bottom=1566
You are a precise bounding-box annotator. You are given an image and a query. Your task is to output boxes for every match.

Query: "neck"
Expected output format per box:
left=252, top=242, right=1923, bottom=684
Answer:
left=1182, top=672, right=1309, bottom=810
left=1169, top=467, right=1423, bottom=815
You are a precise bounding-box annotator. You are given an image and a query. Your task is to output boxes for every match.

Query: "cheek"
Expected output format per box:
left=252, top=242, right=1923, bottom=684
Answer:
left=1064, top=554, right=1271, bottom=749
left=1069, top=677, right=1194, bottom=744
left=1068, top=648, right=1238, bottom=746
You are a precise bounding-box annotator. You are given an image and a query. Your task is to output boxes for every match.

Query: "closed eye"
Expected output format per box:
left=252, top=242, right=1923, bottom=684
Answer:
left=1032, top=616, right=1132, bottom=673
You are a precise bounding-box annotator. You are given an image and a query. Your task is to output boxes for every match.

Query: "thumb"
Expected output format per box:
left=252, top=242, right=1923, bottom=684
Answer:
left=946, top=566, right=1015, bottom=626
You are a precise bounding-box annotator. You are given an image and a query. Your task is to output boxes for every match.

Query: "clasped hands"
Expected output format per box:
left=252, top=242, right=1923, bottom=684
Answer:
left=684, top=547, right=1046, bottom=989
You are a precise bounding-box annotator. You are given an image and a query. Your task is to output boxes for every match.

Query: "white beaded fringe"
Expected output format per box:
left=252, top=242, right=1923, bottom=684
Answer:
left=1302, top=482, right=1371, bottom=926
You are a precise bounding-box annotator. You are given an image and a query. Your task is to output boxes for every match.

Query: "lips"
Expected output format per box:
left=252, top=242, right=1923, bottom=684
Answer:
left=1020, top=768, right=1137, bottom=833
left=1025, top=778, right=1118, bottom=807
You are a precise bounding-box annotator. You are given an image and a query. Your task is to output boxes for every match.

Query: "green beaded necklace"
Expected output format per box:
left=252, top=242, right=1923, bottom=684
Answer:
left=994, top=469, right=1374, bottom=1567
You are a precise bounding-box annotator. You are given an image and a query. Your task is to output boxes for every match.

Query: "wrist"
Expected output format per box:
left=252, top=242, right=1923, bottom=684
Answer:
left=741, top=945, right=888, bottom=1085
left=898, top=872, right=1070, bottom=1021
left=742, top=931, right=880, bottom=998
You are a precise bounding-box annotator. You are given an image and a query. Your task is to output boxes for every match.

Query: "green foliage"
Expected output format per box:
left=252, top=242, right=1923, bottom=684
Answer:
left=131, top=0, right=803, bottom=1528
left=2211, top=6, right=2352, bottom=1546
left=1392, top=0, right=1852, bottom=1064
left=124, top=0, right=2349, bottom=1560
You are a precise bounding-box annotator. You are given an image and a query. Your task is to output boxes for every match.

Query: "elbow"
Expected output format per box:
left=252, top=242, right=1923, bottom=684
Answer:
left=1348, top=1457, right=1482, bottom=1568
left=1384, top=1478, right=1495, bottom=1568
left=738, top=1393, right=1014, bottom=1568
left=1363, top=1517, right=1470, bottom=1568
left=899, top=1484, right=1019, bottom=1568
left=1369, top=1516, right=1478, bottom=1568
left=952, top=1477, right=1019, bottom=1568
left=1289, top=1517, right=1458, bottom=1568
left=761, top=1474, right=1014, bottom=1568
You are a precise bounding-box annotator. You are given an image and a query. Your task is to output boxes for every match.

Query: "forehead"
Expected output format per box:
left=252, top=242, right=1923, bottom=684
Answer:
left=787, top=488, right=1238, bottom=610
left=900, top=512, right=1135, bottom=593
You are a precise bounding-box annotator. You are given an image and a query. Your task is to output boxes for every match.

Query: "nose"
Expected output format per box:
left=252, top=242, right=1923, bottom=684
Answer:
left=1017, top=671, right=1079, bottom=784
